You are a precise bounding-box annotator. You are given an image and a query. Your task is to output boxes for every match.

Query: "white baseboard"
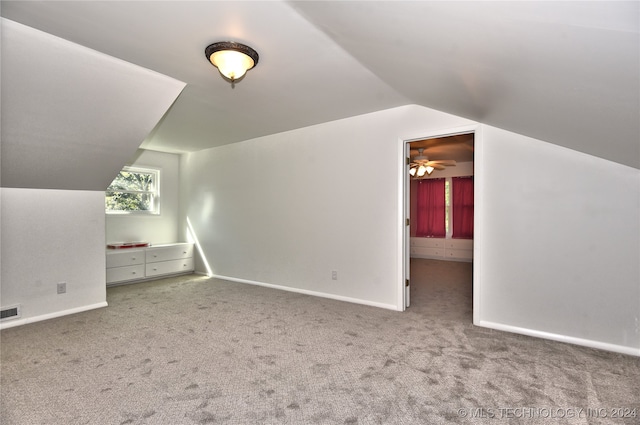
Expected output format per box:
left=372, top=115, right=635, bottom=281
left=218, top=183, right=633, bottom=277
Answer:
left=477, top=320, right=640, bottom=357
left=0, top=302, right=108, bottom=330
left=212, top=274, right=399, bottom=311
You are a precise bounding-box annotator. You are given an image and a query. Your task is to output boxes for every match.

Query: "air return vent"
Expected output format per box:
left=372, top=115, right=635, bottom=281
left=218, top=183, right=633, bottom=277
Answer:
left=0, top=305, right=21, bottom=321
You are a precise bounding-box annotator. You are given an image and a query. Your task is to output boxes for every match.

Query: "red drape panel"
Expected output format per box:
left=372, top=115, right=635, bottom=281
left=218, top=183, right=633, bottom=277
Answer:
left=416, top=179, right=446, bottom=237
left=452, top=176, right=474, bottom=239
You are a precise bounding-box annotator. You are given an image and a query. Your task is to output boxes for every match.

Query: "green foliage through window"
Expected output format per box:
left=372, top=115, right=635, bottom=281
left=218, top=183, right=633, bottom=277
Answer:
left=106, top=167, right=159, bottom=214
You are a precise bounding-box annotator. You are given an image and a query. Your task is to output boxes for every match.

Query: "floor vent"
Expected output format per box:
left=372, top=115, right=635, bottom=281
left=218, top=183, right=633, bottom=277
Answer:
left=0, top=305, right=21, bottom=321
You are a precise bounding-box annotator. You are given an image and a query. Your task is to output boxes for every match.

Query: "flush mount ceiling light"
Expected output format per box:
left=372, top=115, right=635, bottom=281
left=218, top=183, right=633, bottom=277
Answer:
left=205, top=41, right=259, bottom=86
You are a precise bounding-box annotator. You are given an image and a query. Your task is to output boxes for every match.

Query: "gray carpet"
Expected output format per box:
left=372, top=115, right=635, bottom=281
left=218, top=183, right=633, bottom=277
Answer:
left=1, top=259, right=638, bottom=424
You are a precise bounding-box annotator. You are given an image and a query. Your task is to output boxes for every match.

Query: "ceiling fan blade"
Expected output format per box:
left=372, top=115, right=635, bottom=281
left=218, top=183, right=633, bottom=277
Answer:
left=430, top=160, right=457, bottom=166
left=431, top=164, right=446, bottom=170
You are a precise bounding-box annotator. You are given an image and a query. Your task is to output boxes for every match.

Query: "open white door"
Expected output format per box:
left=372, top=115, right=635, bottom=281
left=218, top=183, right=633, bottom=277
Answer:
left=404, top=141, right=411, bottom=308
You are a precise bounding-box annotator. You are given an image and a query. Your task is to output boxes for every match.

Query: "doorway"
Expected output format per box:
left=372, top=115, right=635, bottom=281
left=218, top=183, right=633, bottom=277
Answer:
left=401, top=130, right=475, bottom=313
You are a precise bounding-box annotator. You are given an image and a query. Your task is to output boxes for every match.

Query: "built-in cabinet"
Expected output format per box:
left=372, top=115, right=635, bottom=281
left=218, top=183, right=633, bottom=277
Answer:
left=106, top=243, right=194, bottom=286
left=410, top=238, right=473, bottom=262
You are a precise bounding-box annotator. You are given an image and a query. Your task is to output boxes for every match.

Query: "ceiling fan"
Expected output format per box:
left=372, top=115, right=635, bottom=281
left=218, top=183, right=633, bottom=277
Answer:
left=409, top=148, right=456, bottom=177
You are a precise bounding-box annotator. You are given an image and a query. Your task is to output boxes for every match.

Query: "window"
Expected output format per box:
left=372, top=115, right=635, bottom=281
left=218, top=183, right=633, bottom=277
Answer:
left=413, top=176, right=474, bottom=239
left=106, top=166, right=160, bottom=214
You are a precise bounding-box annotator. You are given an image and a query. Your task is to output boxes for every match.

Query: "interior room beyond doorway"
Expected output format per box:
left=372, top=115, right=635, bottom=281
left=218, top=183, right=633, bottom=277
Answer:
left=408, top=133, right=474, bottom=311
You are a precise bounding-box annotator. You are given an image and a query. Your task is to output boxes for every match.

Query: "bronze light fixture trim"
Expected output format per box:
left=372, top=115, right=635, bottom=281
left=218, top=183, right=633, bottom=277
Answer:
left=205, top=41, right=259, bottom=85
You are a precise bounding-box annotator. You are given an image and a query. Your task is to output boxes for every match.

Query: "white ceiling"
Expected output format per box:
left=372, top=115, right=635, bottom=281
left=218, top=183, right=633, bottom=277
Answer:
left=2, top=1, right=638, bottom=168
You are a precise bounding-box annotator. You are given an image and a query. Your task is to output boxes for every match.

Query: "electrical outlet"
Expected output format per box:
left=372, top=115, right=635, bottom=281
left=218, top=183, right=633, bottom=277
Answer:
left=57, top=282, right=66, bottom=294
left=331, top=270, right=338, bottom=281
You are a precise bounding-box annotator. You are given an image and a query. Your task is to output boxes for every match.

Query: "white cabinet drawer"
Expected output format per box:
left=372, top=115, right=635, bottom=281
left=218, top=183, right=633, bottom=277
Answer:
left=446, top=249, right=473, bottom=260
left=411, top=238, right=444, bottom=248
left=146, top=244, right=193, bottom=263
left=106, top=249, right=145, bottom=268
left=446, top=239, right=473, bottom=250
left=146, top=258, right=194, bottom=277
left=410, top=247, right=442, bottom=257
left=107, top=264, right=145, bottom=284
left=428, top=240, right=444, bottom=248
left=428, top=248, right=443, bottom=257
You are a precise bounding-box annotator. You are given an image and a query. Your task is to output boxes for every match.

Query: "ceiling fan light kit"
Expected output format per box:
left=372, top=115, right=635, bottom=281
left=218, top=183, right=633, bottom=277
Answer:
left=205, top=41, right=259, bottom=86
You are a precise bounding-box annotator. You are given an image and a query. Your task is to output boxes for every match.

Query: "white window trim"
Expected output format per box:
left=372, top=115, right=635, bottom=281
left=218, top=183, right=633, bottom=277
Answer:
left=445, top=178, right=453, bottom=238
left=106, top=165, right=160, bottom=215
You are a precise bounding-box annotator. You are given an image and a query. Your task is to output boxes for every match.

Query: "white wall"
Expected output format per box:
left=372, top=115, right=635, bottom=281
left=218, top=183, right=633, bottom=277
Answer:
left=0, top=188, right=107, bottom=328
left=106, top=149, right=181, bottom=245
left=181, top=105, right=475, bottom=309
left=475, top=125, right=640, bottom=355
left=181, top=104, right=639, bottom=355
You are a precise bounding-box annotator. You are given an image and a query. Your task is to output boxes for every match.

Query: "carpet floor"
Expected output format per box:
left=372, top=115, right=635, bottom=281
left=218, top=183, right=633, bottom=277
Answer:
left=1, top=259, right=638, bottom=424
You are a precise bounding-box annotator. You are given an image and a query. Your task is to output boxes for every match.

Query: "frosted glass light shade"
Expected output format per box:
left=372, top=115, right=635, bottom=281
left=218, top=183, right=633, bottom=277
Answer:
left=209, top=50, right=255, bottom=80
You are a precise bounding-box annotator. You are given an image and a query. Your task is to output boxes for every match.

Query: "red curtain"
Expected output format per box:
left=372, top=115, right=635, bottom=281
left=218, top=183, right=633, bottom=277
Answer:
left=416, top=179, right=446, bottom=237
left=452, top=176, right=474, bottom=239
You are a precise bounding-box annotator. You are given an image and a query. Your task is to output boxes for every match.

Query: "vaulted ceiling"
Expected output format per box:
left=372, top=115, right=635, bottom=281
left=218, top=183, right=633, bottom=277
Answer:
left=2, top=1, right=638, bottom=168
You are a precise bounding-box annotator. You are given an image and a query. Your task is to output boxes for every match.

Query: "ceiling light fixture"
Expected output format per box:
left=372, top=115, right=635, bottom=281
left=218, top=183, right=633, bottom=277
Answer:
left=205, top=41, right=259, bottom=86
left=410, top=164, right=435, bottom=178
left=416, top=165, right=427, bottom=177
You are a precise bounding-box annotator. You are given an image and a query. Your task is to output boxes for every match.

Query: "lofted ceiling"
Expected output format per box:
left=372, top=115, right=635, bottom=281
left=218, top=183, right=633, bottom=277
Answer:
left=1, top=1, right=638, bottom=168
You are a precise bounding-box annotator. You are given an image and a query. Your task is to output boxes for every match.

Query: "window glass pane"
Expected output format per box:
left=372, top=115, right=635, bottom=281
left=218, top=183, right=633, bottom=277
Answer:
left=108, top=171, right=154, bottom=192
left=106, top=192, right=153, bottom=212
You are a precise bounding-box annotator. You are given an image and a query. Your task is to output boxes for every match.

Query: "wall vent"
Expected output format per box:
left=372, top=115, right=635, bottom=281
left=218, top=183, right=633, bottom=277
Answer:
left=0, top=305, right=21, bottom=321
